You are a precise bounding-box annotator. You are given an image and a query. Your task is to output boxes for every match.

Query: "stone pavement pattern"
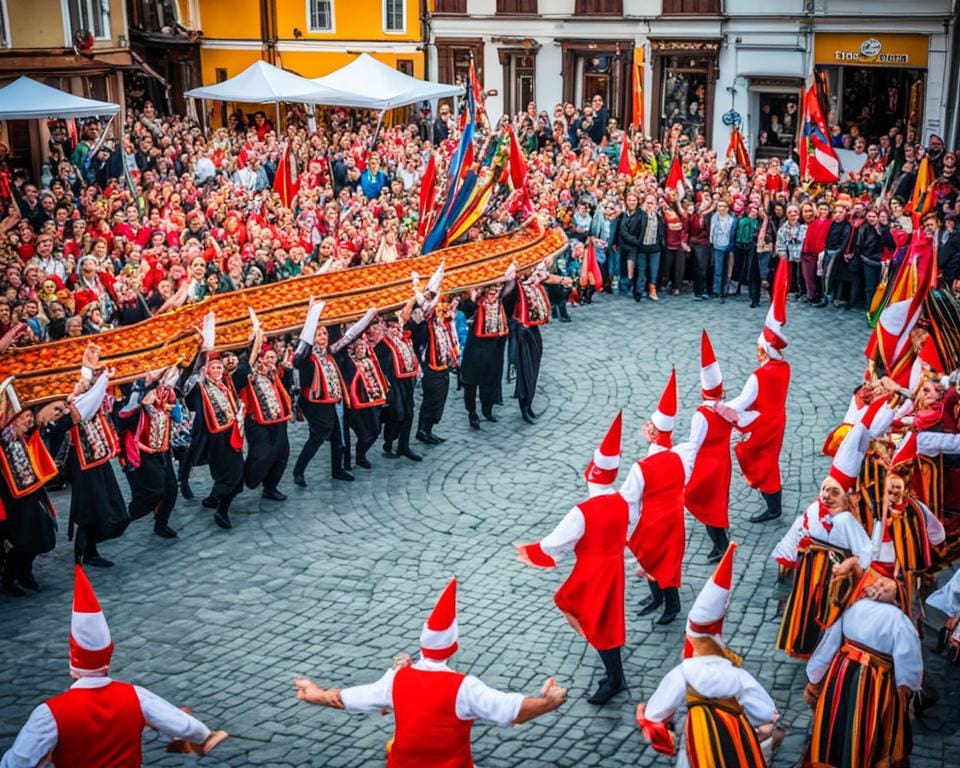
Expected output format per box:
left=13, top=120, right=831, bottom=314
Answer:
left=2, top=292, right=959, bottom=767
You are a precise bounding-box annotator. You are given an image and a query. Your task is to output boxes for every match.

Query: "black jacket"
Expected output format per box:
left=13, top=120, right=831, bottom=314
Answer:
left=939, top=228, right=960, bottom=284
left=854, top=223, right=895, bottom=267
left=617, top=209, right=665, bottom=254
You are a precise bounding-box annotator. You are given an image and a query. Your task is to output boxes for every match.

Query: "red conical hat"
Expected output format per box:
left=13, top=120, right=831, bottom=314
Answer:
left=758, top=258, right=790, bottom=358
left=700, top=330, right=723, bottom=400
left=420, top=578, right=459, bottom=660
left=891, top=431, right=917, bottom=470
left=651, top=369, right=677, bottom=433
left=584, top=411, right=622, bottom=489
left=685, top=543, right=737, bottom=656
left=69, top=565, right=113, bottom=677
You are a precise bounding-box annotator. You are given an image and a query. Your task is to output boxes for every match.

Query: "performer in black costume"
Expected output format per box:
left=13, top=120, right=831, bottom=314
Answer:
left=374, top=310, right=422, bottom=462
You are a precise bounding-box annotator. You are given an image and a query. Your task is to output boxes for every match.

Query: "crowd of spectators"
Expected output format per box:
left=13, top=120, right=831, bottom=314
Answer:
left=1, top=92, right=958, bottom=353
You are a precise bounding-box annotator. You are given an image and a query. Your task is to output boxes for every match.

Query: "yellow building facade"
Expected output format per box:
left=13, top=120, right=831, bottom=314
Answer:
left=196, top=0, right=423, bottom=124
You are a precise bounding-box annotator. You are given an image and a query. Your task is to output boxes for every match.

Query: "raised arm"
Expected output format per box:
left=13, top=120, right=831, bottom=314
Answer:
left=516, top=505, right=585, bottom=568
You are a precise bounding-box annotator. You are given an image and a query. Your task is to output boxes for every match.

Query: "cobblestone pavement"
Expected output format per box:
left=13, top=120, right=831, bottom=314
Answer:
left=3, top=290, right=960, bottom=768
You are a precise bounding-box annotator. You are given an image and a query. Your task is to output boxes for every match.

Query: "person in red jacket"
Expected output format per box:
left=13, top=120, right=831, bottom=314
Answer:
left=293, top=578, right=567, bottom=767
left=1, top=566, right=226, bottom=767
left=729, top=258, right=791, bottom=523
left=516, top=412, right=629, bottom=705
left=800, top=200, right=831, bottom=303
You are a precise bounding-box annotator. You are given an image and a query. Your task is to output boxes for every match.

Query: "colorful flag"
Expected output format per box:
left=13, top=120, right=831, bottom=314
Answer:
left=631, top=47, right=645, bottom=135
left=665, top=154, right=685, bottom=200
left=418, top=152, right=438, bottom=237
left=799, top=85, right=840, bottom=183
left=905, top=155, right=934, bottom=217
left=726, top=127, right=752, bottom=174
left=469, top=56, right=487, bottom=130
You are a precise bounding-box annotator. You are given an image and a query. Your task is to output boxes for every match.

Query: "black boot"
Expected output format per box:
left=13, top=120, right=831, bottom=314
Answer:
left=639, top=580, right=663, bottom=616
left=214, top=496, right=233, bottom=530
left=750, top=490, right=783, bottom=523
left=1, top=551, right=26, bottom=597
left=588, top=646, right=626, bottom=705
left=468, top=411, right=481, bottom=430
left=705, top=526, right=728, bottom=562
left=18, top=554, right=39, bottom=592
left=519, top=399, right=535, bottom=424
left=481, top=405, right=498, bottom=423
left=179, top=478, right=194, bottom=500
left=656, top=587, right=681, bottom=625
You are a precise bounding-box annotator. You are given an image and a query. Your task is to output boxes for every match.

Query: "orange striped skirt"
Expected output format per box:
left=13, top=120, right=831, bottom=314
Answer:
left=685, top=688, right=767, bottom=768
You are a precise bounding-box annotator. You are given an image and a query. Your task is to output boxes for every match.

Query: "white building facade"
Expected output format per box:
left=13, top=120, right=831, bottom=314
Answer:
left=426, top=0, right=958, bottom=155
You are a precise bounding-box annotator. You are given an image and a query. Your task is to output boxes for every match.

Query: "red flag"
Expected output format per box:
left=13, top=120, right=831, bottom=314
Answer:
left=726, top=128, right=752, bottom=174
left=581, top=243, right=604, bottom=289
left=418, top=152, right=438, bottom=237
left=800, top=86, right=839, bottom=183
left=631, top=48, right=645, bottom=135
left=272, top=143, right=298, bottom=208
left=665, top=154, right=685, bottom=199
left=507, top=124, right=527, bottom=191
left=617, top=138, right=634, bottom=177
left=469, top=58, right=487, bottom=129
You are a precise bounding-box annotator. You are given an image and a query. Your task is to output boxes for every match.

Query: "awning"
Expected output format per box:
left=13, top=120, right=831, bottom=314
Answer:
left=0, top=76, right=120, bottom=119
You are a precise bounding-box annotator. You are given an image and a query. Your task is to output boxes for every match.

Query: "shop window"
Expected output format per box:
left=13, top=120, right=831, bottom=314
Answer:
left=130, top=0, right=180, bottom=30
left=499, top=49, right=537, bottom=119
left=496, top=0, right=536, bottom=14
left=661, top=0, right=719, bottom=13
left=433, top=0, right=466, bottom=11
left=574, top=0, right=622, bottom=13
left=307, top=0, right=334, bottom=32
left=384, top=0, right=405, bottom=33
left=660, top=56, right=709, bottom=142
left=756, top=93, right=799, bottom=154
left=436, top=38, right=483, bottom=110
left=66, top=0, right=111, bottom=40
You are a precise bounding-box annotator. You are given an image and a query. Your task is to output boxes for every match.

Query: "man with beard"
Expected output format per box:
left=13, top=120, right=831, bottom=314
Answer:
left=291, top=300, right=354, bottom=486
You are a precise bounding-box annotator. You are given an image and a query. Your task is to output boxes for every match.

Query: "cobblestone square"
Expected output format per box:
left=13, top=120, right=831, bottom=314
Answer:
left=2, top=293, right=959, bottom=767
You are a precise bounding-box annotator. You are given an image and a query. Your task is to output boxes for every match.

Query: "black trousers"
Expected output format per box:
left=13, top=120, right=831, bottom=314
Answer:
left=418, top=367, right=450, bottom=433
left=244, top=420, right=290, bottom=492
left=464, top=382, right=498, bottom=415
left=692, top=243, right=711, bottom=296
left=294, top=400, right=345, bottom=477
left=383, top=378, right=416, bottom=452
left=127, top=451, right=177, bottom=526
left=743, top=244, right=761, bottom=304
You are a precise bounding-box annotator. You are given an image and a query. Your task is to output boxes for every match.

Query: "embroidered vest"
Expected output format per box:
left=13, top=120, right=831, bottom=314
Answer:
left=304, top=354, right=344, bottom=405
left=474, top=299, right=508, bottom=338
left=427, top=314, right=458, bottom=371
left=514, top=282, right=550, bottom=327
left=70, top=411, right=120, bottom=470
left=348, top=353, right=388, bottom=409
left=136, top=404, right=171, bottom=454
left=242, top=372, right=292, bottom=425
left=384, top=334, right=420, bottom=379
left=0, top=426, right=57, bottom=498
left=200, top=378, right=238, bottom=434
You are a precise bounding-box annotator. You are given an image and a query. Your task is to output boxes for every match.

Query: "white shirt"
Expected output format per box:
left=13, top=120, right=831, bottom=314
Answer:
left=538, top=505, right=586, bottom=560
left=195, top=156, right=216, bottom=184
left=618, top=442, right=697, bottom=535
left=927, top=567, right=960, bottom=616
left=773, top=500, right=873, bottom=568
left=725, top=374, right=760, bottom=428
left=917, top=431, right=960, bottom=456
left=644, top=656, right=779, bottom=727
left=0, top=676, right=211, bottom=768
left=339, top=657, right=524, bottom=726
left=806, top=599, right=923, bottom=690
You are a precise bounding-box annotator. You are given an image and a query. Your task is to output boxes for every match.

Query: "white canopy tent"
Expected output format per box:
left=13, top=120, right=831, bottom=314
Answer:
left=0, top=77, right=120, bottom=120
left=184, top=60, right=363, bottom=106
left=310, top=54, right=462, bottom=111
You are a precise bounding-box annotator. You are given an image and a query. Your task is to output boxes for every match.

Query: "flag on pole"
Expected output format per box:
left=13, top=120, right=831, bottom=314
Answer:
left=617, top=136, right=634, bottom=177
left=631, top=47, right=645, bottom=135
left=272, top=143, right=299, bottom=208
left=418, top=152, right=438, bottom=237
left=726, top=128, right=752, bottom=174
left=469, top=56, right=487, bottom=130
left=665, top=154, right=685, bottom=200
left=799, top=85, right=840, bottom=183
left=905, top=155, right=934, bottom=217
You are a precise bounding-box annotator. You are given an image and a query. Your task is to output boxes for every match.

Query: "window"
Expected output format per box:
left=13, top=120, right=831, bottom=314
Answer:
left=66, top=0, right=111, bottom=40
left=397, top=59, right=414, bottom=76
left=130, top=0, right=180, bottom=31
left=574, top=0, right=621, bottom=13
left=0, top=0, right=9, bottom=47
left=384, top=0, right=404, bottom=32
left=499, top=49, right=538, bottom=119
left=496, top=0, right=536, bottom=13
left=433, top=0, right=465, bottom=11
left=307, top=0, right=334, bottom=32
left=661, top=0, right=719, bottom=13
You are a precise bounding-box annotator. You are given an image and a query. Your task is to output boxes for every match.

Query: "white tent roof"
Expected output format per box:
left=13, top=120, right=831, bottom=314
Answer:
left=184, top=60, right=362, bottom=105
left=0, top=77, right=120, bottom=120
left=311, top=54, right=463, bottom=110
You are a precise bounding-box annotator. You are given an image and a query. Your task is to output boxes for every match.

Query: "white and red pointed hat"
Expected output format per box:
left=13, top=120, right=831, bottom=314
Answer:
left=651, top=369, right=677, bottom=435
left=858, top=395, right=893, bottom=440
left=758, top=258, right=790, bottom=359
left=584, top=411, right=622, bottom=491
left=684, top=542, right=737, bottom=658
left=420, top=578, right=459, bottom=661
left=828, top=420, right=866, bottom=494
left=69, top=565, right=114, bottom=677
left=891, top=431, right=917, bottom=471
left=700, top=330, right=723, bottom=400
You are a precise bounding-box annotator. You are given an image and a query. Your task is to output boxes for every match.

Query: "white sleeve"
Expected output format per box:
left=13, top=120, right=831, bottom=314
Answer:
left=135, top=686, right=211, bottom=743
left=735, top=669, right=779, bottom=726
left=339, top=668, right=397, bottom=713
left=642, top=666, right=686, bottom=723
left=863, top=402, right=895, bottom=438
left=840, top=516, right=874, bottom=568
left=890, top=617, right=923, bottom=691
left=672, top=442, right=698, bottom=483
left=688, top=409, right=708, bottom=452
left=0, top=703, right=58, bottom=768
left=618, top=465, right=644, bottom=534
left=772, top=513, right=805, bottom=565
left=118, top=387, right=143, bottom=418
left=539, top=506, right=585, bottom=560
left=299, top=301, right=325, bottom=345
left=725, top=374, right=759, bottom=414
left=806, top=619, right=843, bottom=685
left=72, top=371, right=109, bottom=422
left=917, top=431, right=960, bottom=456
left=456, top=676, right=524, bottom=725
left=918, top=501, right=946, bottom=545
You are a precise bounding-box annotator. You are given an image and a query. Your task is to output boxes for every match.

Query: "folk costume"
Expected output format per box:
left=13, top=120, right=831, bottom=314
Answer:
left=117, top=375, right=181, bottom=539
left=773, top=424, right=874, bottom=659
left=411, top=297, right=459, bottom=445
left=513, top=269, right=552, bottom=423
left=648, top=369, right=677, bottom=456
left=804, top=571, right=922, bottom=768
left=0, top=379, right=57, bottom=596
left=377, top=316, right=422, bottom=461
left=0, top=566, right=225, bottom=768
left=638, top=544, right=779, bottom=768
left=685, top=330, right=736, bottom=562
left=292, top=301, right=352, bottom=485
left=517, top=412, right=629, bottom=705
left=621, top=440, right=698, bottom=625
left=729, top=258, right=791, bottom=523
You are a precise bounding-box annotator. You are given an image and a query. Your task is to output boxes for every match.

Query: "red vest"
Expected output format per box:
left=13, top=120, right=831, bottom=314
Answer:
left=735, top=359, right=790, bottom=494
left=627, top=450, right=686, bottom=588
left=427, top=315, right=458, bottom=372
left=751, top=359, right=790, bottom=415
left=304, top=354, right=344, bottom=405
left=70, top=412, right=120, bottom=470
left=685, top=405, right=734, bottom=529
left=241, top=372, right=292, bottom=425
left=473, top=300, right=508, bottom=338
left=383, top=334, right=420, bottom=379
left=347, top=355, right=388, bottom=409
left=46, top=682, right=145, bottom=768
left=388, top=667, right=472, bottom=768
left=514, top=282, right=550, bottom=327
left=136, top=406, right=171, bottom=454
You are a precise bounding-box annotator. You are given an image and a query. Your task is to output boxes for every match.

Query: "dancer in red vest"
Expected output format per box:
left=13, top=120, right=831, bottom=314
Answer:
left=294, top=578, right=567, bottom=767
left=686, top=330, right=739, bottom=562
left=621, top=438, right=697, bottom=625
left=516, top=412, right=629, bottom=705
left=643, top=369, right=677, bottom=455
left=728, top=258, right=791, bottom=523
left=1, top=566, right=226, bottom=767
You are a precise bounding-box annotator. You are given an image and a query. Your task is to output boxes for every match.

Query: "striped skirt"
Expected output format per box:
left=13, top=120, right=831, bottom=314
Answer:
left=916, top=453, right=943, bottom=521
left=807, top=641, right=911, bottom=768
left=685, top=689, right=767, bottom=768
left=777, top=541, right=850, bottom=659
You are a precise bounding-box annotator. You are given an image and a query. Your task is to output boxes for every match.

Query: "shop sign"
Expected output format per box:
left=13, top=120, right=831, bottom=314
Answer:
left=814, top=34, right=928, bottom=68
